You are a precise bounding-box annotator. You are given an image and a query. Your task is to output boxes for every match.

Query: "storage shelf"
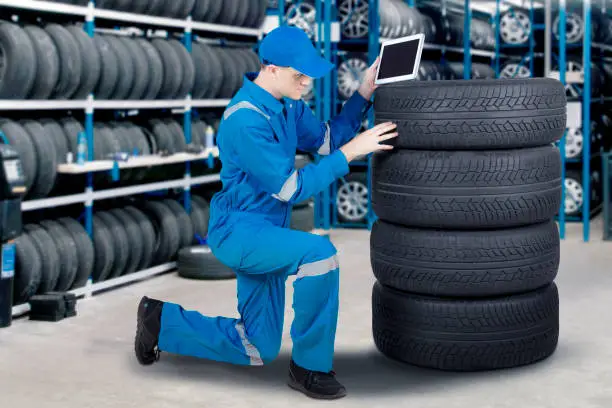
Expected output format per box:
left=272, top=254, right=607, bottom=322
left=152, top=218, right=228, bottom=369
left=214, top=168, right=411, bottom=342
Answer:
left=57, top=148, right=219, bottom=174
left=21, top=173, right=221, bottom=211
left=0, top=99, right=231, bottom=110
left=11, top=262, right=177, bottom=317
left=0, top=0, right=262, bottom=36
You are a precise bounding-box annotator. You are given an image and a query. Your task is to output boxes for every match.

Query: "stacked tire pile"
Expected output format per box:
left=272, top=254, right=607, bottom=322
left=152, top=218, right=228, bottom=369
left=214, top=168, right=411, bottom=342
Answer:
left=369, top=78, right=566, bottom=371
left=12, top=195, right=214, bottom=306
left=0, top=19, right=260, bottom=100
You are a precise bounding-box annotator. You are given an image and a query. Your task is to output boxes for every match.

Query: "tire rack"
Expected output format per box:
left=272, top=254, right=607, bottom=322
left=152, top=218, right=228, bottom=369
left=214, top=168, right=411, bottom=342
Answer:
left=6, top=0, right=262, bottom=317
left=322, top=0, right=500, bottom=230
left=553, top=0, right=612, bottom=242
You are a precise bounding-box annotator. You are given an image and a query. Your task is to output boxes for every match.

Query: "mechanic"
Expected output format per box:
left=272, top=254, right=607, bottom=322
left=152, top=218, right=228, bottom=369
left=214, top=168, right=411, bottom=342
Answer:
left=134, top=25, right=398, bottom=400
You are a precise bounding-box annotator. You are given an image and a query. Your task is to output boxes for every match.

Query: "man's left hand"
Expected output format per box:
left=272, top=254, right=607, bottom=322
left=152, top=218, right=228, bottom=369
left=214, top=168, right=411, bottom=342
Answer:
left=358, top=56, right=380, bottom=101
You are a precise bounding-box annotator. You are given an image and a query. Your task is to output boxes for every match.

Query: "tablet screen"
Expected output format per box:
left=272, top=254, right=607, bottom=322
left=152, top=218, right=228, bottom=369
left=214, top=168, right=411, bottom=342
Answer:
left=377, top=38, right=421, bottom=81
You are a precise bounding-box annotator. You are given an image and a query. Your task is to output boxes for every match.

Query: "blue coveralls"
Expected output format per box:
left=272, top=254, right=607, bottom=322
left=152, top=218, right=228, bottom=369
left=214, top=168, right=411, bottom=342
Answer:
left=158, top=72, right=372, bottom=373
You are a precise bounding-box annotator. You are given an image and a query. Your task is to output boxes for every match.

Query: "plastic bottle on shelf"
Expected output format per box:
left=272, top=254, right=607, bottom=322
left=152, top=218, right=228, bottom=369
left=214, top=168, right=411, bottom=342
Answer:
left=77, top=131, right=87, bottom=165
left=205, top=125, right=215, bottom=149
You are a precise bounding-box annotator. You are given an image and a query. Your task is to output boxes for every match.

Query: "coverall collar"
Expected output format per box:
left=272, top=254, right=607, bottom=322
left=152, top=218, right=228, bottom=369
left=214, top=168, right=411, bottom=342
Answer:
left=243, top=72, right=286, bottom=115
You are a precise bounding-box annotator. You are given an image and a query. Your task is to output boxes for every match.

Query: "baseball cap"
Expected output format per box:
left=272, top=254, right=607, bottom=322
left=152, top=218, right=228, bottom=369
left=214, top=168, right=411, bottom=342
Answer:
left=258, top=25, right=334, bottom=78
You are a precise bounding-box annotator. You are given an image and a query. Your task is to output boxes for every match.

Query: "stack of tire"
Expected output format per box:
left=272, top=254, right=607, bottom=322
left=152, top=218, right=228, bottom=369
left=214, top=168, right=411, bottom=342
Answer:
left=0, top=20, right=260, bottom=100
left=12, top=195, right=214, bottom=306
left=369, top=78, right=566, bottom=371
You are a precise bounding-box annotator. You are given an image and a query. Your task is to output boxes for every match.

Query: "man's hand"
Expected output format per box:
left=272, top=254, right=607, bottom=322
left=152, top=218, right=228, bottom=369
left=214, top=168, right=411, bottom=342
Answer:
left=340, top=121, right=398, bottom=162
left=358, top=56, right=380, bottom=101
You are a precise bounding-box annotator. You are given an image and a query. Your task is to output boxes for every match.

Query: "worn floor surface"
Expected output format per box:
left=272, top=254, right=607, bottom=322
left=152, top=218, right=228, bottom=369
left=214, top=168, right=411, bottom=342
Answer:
left=0, top=218, right=611, bottom=408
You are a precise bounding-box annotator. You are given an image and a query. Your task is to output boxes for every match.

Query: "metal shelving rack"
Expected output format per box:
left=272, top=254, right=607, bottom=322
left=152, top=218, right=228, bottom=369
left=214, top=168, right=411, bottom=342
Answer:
left=5, top=0, right=263, bottom=316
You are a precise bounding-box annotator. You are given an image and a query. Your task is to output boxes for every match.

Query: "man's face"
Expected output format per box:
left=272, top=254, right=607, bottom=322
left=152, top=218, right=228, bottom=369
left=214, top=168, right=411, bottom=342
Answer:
left=276, top=67, right=313, bottom=100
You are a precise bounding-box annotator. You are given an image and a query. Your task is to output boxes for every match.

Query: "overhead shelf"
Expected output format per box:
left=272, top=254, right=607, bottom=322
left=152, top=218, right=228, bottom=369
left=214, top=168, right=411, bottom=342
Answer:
left=21, top=173, right=221, bottom=211
left=0, top=99, right=231, bottom=110
left=0, top=0, right=262, bottom=37
left=57, top=148, right=219, bottom=174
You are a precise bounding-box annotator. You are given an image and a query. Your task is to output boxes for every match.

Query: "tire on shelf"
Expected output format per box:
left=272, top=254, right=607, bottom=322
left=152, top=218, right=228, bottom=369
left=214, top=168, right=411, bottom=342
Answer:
left=39, top=118, right=70, bottom=164
left=160, top=0, right=185, bottom=18
left=177, top=0, right=197, bottom=19
left=151, top=39, right=183, bottom=99
left=161, top=198, right=194, bottom=253
left=92, top=35, right=120, bottom=100
left=123, top=205, right=157, bottom=271
left=177, top=246, right=236, bottom=280
left=56, top=217, right=95, bottom=290
left=95, top=211, right=130, bottom=279
left=370, top=219, right=560, bottom=297
left=216, top=0, right=240, bottom=25
left=59, top=117, right=85, bottom=159
left=190, top=42, right=212, bottom=99
left=0, top=119, right=38, bottom=192
left=104, top=35, right=135, bottom=100
left=372, top=281, right=560, bottom=371
left=0, top=21, right=37, bottom=99
left=44, top=23, right=82, bottom=99
left=200, top=44, right=224, bottom=99
left=39, top=220, right=79, bottom=292
left=163, top=118, right=187, bottom=153
left=191, top=0, right=211, bottom=21
left=148, top=119, right=177, bottom=154
left=19, top=120, right=58, bottom=198
left=373, top=78, right=567, bottom=150
left=190, top=195, right=210, bottom=243
left=65, top=25, right=102, bottom=99
left=139, top=201, right=181, bottom=265
left=108, top=208, right=144, bottom=275
left=23, top=224, right=60, bottom=294
left=91, top=215, right=116, bottom=282
left=371, top=145, right=562, bottom=229
left=167, top=39, right=195, bottom=99
left=119, top=37, right=150, bottom=100
left=135, top=38, right=164, bottom=100
left=22, top=25, right=60, bottom=100
left=13, top=233, right=42, bottom=305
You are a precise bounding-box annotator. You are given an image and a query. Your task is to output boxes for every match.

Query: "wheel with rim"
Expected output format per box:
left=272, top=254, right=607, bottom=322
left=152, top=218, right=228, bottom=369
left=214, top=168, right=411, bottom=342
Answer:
left=337, top=53, right=368, bottom=100
left=336, top=172, right=368, bottom=224
left=500, top=9, right=531, bottom=44
left=564, top=169, right=583, bottom=217
left=500, top=62, right=532, bottom=78
left=285, top=0, right=316, bottom=39
left=337, top=0, right=369, bottom=39
left=553, top=11, right=584, bottom=44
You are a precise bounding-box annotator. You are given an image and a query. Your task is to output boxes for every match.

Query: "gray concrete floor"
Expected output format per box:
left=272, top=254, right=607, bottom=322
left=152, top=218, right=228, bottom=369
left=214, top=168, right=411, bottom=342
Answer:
left=1, top=218, right=612, bottom=408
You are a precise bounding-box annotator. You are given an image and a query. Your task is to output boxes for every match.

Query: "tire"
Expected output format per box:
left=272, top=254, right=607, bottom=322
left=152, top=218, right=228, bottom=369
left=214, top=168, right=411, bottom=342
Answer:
left=39, top=220, right=78, bottom=292
left=123, top=206, right=156, bottom=271
left=119, top=37, right=150, bottom=100
left=336, top=172, right=369, bottom=224
left=140, top=201, right=181, bottom=265
left=370, top=219, right=560, bottom=297
left=39, top=118, right=70, bottom=164
left=13, top=233, right=42, bottom=305
left=0, top=119, right=38, bottom=192
left=371, top=145, right=562, bottom=229
left=190, top=195, right=209, bottom=243
left=373, top=78, right=567, bottom=150
left=152, top=39, right=183, bottom=99
left=161, top=199, right=194, bottom=252
left=93, top=36, right=120, bottom=100
left=56, top=217, right=94, bottom=289
left=199, top=43, right=224, bottom=99
left=177, top=246, right=235, bottom=279
left=0, top=21, right=37, bottom=99
left=290, top=204, right=315, bottom=232
left=44, top=24, right=82, bottom=99
left=167, top=39, right=195, bottom=99
left=95, top=211, right=130, bottom=278
left=65, top=25, right=101, bottom=99
left=20, top=120, right=58, bottom=198
left=104, top=35, right=135, bottom=100
left=22, top=25, right=60, bottom=100
left=372, top=281, right=560, bottom=371
left=91, top=216, right=115, bottom=282
left=23, top=224, right=60, bottom=293
left=190, top=42, right=212, bottom=99
left=135, top=38, right=164, bottom=100
left=108, top=208, right=144, bottom=275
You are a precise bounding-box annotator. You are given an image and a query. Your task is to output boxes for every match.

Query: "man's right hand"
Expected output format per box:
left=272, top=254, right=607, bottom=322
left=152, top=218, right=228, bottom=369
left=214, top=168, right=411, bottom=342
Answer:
left=340, top=122, right=398, bottom=162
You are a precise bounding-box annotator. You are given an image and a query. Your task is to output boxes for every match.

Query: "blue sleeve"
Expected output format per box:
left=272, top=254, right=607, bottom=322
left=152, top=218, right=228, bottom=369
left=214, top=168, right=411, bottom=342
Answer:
left=296, top=90, right=372, bottom=155
left=232, top=112, right=350, bottom=205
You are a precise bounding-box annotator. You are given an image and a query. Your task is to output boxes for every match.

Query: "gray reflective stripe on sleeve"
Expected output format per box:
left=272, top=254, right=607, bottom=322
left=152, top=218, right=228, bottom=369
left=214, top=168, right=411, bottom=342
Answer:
left=317, top=122, right=331, bottom=155
left=271, top=170, right=298, bottom=202
left=223, top=101, right=271, bottom=121
left=235, top=322, right=264, bottom=366
left=297, top=254, right=339, bottom=279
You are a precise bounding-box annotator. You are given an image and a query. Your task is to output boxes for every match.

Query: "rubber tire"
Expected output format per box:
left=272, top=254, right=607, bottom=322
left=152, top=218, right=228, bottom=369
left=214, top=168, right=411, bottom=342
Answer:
left=177, top=246, right=236, bottom=280
left=13, top=233, right=42, bottom=305
left=104, top=35, right=135, bottom=100
left=0, top=21, right=37, bottom=99
left=371, top=145, right=562, bottom=229
left=373, top=78, right=567, bottom=150
left=0, top=119, right=38, bottom=192
left=44, top=24, right=82, bottom=99
left=140, top=201, right=181, bottom=265
left=152, top=39, right=183, bottom=100
left=371, top=219, right=560, bottom=297
left=20, top=120, right=58, bottom=198
left=96, top=211, right=130, bottom=278
left=119, top=37, right=150, bottom=100
left=39, top=220, right=79, bottom=292
left=123, top=206, right=156, bottom=271
left=56, top=217, right=95, bottom=289
left=91, top=216, right=115, bottom=282
left=190, top=195, right=209, bottom=243
left=167, top=39, right=195, bottom=99
left=65, top=25, right=101, bottom=99
left=290, top=204, right=315, bottom=232
left=199, top=43, right=224, bottom=99
left=372, top=281, right=560, bottom=371
left=24, top=224, right=60, bottom=293
left=39, top=118, right=70, bottom=164
left=161, top=199, right=194, bottom=252
left=108, top=208, right=144, bottom=275
left=135, top=38, right=164, bottom=100
left=22, top=25, right=60, bottom=100
left=93, top=36, right=120, bottom=100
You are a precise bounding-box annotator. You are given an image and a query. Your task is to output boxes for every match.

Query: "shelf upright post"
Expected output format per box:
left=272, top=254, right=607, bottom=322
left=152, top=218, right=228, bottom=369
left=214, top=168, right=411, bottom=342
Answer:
left=464, top=0, right=471, bottom=79
left=559, top=0, right=567, bottom=239
left=321, top=0, right=332, bottom=231
left=182, top=19, right=193, bottom=214
left=84, top=1, right=95, bottom=239
left=583, top=0, right=592, bottom=242
left=529, top=0, right=535, bottom=75
left=367, top=0, right=380, bottom=230
left=494, top=0, right=501, bottom=77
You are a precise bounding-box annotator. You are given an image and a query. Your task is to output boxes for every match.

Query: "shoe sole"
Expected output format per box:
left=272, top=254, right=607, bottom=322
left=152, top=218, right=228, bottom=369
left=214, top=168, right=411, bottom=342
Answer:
left=134, top=296, right=156, bottom=366
left=287, top=380, right=347, bottom=400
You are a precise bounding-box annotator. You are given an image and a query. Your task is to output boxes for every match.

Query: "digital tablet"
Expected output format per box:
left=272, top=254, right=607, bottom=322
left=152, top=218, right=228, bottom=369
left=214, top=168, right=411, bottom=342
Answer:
left=374, top=33, right=425, bottom=85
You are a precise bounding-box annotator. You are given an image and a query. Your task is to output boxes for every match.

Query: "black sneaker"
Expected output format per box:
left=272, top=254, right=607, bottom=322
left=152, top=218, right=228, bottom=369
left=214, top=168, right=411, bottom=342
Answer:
left=134, top=296, right=163, bottom=365
left=287, top=359, right=347, bottom=400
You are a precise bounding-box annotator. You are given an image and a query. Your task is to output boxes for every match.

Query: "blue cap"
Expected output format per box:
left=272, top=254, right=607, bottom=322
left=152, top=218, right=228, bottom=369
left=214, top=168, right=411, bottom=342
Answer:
left=258, top=25, right=334, bottom=78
